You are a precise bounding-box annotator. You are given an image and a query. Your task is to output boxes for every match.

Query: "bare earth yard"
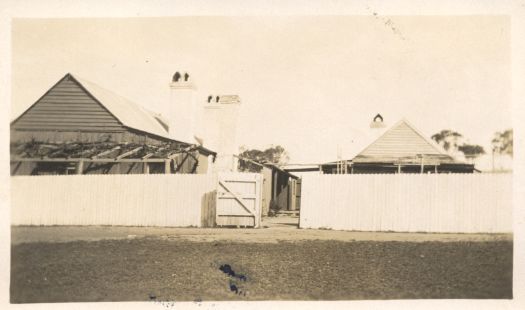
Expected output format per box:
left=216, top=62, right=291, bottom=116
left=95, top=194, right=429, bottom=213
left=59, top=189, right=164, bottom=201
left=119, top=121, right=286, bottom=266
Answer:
left=10, top=223, right=513, bottom=303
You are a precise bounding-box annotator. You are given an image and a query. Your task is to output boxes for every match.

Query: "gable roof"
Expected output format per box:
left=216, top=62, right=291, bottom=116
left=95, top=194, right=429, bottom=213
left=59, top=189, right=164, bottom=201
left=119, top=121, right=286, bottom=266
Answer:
left=11, top=73, right=171, bottom=140
left=322, top=118, right=464, bottom=165
left=353, top=118, right=457, bottom=163
left=71, top=74, right=171, bottom=139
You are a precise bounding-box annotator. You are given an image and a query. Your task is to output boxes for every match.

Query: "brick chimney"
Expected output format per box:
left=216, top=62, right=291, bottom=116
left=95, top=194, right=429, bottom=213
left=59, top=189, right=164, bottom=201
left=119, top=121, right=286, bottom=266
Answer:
left=168, top=71, right=197, bottom=143
left=202, top=95, right=241, bottom=172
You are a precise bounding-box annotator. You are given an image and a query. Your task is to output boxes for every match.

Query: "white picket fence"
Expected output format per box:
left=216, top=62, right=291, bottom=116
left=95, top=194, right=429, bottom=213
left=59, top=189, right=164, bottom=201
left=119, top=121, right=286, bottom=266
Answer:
left=299, top=174, right=512, bottom=233
left=11, top=174, right=217, bottom=227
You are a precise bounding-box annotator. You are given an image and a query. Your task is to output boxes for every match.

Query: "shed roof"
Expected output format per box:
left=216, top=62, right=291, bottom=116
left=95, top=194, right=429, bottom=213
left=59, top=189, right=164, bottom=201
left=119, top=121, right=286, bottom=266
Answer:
left=264, top=163, right=300, bottom=179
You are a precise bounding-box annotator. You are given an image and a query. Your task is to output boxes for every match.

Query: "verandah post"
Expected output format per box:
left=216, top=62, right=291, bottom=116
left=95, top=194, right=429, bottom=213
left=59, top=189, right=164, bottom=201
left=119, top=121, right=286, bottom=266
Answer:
left=76, top=160, right=84, bottom=175
left=164, top=159, right=171, bottom=174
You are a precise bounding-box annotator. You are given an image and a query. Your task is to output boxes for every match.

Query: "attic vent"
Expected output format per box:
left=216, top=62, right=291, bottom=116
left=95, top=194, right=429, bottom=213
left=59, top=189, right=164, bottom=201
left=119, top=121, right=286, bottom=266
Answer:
left=373, top=114, right=383, bottom=123
left=173, top=72, right=181, bottom=82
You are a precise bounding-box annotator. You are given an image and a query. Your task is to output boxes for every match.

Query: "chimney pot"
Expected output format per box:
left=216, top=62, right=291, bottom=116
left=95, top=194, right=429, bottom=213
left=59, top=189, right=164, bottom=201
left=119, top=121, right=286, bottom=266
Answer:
left=370, top=113, right=385, bottom=128
left=173, top=72, right=181, bottom=82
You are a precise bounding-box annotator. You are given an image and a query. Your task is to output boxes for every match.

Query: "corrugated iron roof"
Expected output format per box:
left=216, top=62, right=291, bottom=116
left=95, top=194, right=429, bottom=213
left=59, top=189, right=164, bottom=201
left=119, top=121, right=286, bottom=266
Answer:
left=71, top=74, right=171, bottom=140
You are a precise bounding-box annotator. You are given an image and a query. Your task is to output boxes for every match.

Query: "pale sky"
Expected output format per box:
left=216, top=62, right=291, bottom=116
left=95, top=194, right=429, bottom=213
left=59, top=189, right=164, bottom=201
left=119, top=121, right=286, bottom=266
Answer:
left=11, top=16, right=511, bottom=163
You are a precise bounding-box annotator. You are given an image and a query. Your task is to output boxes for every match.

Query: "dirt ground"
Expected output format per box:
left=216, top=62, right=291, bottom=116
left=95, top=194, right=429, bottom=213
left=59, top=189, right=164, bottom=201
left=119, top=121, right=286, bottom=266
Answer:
left=11, top=216, right=512, bottom=245
left=11, top=238, right=513, bottom=303
left=10, top=218, right=513, bottom=303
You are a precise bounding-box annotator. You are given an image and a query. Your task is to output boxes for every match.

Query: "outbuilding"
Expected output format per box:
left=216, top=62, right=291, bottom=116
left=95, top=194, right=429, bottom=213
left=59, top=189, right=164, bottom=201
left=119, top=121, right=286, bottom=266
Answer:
left=10, top=73, right=215, bottom=175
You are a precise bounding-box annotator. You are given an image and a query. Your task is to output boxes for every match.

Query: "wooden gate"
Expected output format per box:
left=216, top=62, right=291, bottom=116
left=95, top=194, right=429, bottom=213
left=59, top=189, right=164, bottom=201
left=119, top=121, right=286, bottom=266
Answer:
left=216, top=173, right=262, bottom=228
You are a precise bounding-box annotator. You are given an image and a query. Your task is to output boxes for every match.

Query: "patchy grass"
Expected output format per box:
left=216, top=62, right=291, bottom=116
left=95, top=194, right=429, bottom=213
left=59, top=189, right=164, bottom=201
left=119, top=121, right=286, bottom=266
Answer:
left=10, top=239, right=512, bottom=303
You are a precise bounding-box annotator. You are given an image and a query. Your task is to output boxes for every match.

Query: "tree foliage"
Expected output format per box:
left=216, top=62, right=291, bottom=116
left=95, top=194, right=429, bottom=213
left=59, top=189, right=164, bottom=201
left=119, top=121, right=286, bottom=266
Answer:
left=237, top=145, right=289, bottom=172
left=431, top=129, right=485, bottom=158
left=492, top=129, right=513, bottom=157
left=431, top=130, right=463, bottom=151
left=458, top=144, right=485, bottom=157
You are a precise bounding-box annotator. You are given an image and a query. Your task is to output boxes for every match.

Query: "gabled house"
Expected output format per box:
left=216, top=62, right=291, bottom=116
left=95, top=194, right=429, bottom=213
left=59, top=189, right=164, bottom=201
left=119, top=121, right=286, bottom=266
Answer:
left=321, top=116, right=475, bottom=174
left=10, top=73, right=216, bottom=175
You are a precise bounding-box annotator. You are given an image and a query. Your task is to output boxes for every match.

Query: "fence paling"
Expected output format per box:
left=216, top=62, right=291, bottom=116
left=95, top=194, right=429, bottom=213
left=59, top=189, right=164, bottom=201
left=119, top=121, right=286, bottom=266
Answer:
left=11, top=174, right=215, bottom=227
left=299, top=174, right=512, bottom=233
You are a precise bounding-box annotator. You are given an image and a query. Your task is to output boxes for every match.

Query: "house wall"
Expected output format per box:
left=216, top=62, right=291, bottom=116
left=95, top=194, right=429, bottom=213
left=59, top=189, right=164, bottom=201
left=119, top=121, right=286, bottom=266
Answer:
left=300, top=174, right=512, bottom=233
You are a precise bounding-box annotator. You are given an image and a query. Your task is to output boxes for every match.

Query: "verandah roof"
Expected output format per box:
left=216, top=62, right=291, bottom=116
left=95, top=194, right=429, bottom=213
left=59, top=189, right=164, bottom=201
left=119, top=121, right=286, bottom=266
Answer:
left=10, top=140, right=202, bottom=161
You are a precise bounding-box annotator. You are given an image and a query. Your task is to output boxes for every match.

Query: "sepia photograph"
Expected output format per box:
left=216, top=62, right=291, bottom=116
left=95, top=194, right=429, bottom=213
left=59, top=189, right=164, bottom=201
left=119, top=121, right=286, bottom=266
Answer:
left=1, top=1, right=524, bottom=309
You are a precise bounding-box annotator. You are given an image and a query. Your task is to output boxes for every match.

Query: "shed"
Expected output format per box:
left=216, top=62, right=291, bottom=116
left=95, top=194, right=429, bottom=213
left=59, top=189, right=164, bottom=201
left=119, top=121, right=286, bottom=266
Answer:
left=262, top=164, right=300, bottom=214
left=236, top=156, right=299, bottom=215
left=10, top=73, right=216, bottom=175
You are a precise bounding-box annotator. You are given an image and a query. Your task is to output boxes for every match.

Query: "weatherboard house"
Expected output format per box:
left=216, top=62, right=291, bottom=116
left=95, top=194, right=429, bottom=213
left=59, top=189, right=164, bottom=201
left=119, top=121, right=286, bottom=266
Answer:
left=10, top=72, right=239, bottom=176
left=321, top=115, right=476, bottom=174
